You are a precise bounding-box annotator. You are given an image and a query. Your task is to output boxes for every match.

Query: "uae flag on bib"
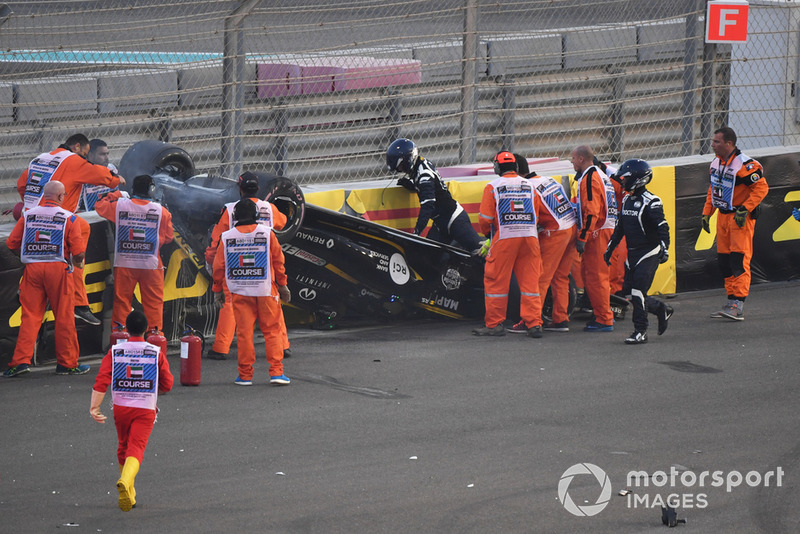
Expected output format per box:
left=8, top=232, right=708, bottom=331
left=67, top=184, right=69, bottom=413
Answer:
left=126, top=366, right=143, bottom=379
left=35, top=230, right=51, bottom=242
left=510, top=200, right=525, bottom=212
left=239, top=254, right=255, bottom=267
left=129, top=228, right=146, bottom=241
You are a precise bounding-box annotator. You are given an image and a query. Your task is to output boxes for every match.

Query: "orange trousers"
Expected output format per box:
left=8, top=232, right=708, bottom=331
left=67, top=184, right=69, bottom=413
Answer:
left=232, top=293, right=284, bottom=380
left=609, top=236, right=627, bottom=295
left=483, top=236, right=542, bottom=328
left=113, top=267, right=164, bottom=332
left=716, top=212, right=756, bottom=298
left=539, top=227, right=576, bottom=324
left=571, top=255, right=584, bottom=289
left=212, top=280, right=290, bottom=354
left=12, top=262, right=80, bottom=368
left=72, top=216, right=91, bottom=307
left=580, top=228, right=614, bottom=325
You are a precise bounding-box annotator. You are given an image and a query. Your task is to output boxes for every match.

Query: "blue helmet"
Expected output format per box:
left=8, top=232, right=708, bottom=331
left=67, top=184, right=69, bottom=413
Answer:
left=617, top=159, right=652, bottom=192
left=386, top=138, right=418, bottom=174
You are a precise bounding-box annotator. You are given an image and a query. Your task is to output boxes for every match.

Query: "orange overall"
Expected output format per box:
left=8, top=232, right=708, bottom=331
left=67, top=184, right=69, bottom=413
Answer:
left=529, top=176, right=578, bottom=325
left=608, top=176, right=627, bottom=295
left=18, top=148, right=121, bottom=311
left=6, top=201, right=86, bottom=369
left=539, top=227, right=577, bottom=324
left=576, top=167, right=615, bottom=326
left=96, top=191, right=174, bottom=331
left=479, top=172, right=543, bottom=329
left=212, top=225, right=287, bottom=381
left=703, top=150, right=768, bottom=299
left=205, top=199, right=288, bottom=354
left=72, top=216, right=92, bottom=307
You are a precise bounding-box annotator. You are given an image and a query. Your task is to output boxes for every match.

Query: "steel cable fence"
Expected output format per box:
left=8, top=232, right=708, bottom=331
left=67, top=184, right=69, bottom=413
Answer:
left=0, top=0, right=797, bottom=210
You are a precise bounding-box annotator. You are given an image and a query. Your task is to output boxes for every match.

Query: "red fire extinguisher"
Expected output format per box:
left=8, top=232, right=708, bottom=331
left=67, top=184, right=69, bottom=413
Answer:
left=180, top=325, right=202, bottom=386
left=110, top=321, right=129, bottom=347
left=146, top=327, right=168, bottom=356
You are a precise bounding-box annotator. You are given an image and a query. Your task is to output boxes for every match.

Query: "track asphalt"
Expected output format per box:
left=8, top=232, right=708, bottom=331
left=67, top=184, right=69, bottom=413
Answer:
left=1, top=282, right=799, bottom=533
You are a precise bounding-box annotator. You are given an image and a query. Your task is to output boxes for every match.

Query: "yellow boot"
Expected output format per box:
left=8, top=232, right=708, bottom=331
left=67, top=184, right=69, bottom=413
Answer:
left=116, top=457, right=139, bottom=512
left=118, top=465, right=137, bottom=505
left=119, top=464, right=138, bottom=504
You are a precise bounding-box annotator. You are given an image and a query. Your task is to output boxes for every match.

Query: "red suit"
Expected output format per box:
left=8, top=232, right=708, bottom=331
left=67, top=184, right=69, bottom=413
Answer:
left=212, top=224, right=287, bottom=381
left=479, top=172, right=543, bottom=329
left=205, top=199, right=288, bottom=355
left=6, top=200, right=86, bottom=369
left=576, top=165, right=616, bottom=326
left=96, top=191, right=174, bottom=331
left=18, top=148, right=121, bottom=311
left=92, top=336, right=173, bottom=465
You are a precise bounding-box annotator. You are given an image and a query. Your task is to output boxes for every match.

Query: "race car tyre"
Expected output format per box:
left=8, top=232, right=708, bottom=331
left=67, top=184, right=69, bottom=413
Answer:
left=118, top=140, right=195, bottom=186
left=252, top=172, right=305, bottom=244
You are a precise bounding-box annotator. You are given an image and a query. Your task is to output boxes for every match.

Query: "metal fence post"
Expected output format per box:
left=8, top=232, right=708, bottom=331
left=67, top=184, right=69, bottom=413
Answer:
left=221, top=0, right=262, bottom=179
left=699, top=41, right=716, bottom=154
left=681, top=0, right=703, bottom=156
left=500, top=81, right=515, bottom=152
left=460, top=0, right=479, bottom=164
left=273, top=102, right=288, bottom=177
left=609, top=69, right=626, bottom=159
left=386, top=88, right=402, bottom=146
left=154, top=111, right=172, bottom=143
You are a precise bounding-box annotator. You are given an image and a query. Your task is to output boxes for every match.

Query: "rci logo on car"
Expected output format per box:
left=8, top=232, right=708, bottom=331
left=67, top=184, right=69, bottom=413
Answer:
left=389, top=253, right=410, bottom=285
left=298, top=288, right=317, bottom=301
left=558, top=463, right=612, bottom=517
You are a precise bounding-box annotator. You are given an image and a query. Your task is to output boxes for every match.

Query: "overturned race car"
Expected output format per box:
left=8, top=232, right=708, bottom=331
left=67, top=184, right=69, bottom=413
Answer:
left=116, top=141, right=488, bottom=329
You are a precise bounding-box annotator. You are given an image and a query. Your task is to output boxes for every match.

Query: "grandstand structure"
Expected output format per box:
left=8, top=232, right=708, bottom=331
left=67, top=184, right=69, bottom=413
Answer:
left=0, top=0, right=798, bottom=209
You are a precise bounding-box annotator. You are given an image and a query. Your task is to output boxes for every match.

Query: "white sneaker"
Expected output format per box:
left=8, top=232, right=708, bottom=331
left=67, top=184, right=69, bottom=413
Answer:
left=624, top=331, right=648, bottom=344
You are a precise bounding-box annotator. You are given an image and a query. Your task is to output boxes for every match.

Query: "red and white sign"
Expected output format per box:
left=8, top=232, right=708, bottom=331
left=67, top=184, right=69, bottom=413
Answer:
left=705, top=0, right=749, bottom=43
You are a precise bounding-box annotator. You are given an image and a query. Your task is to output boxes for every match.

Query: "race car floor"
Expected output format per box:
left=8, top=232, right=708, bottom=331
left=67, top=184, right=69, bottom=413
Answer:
left=1, top=281, right=799, bottom=533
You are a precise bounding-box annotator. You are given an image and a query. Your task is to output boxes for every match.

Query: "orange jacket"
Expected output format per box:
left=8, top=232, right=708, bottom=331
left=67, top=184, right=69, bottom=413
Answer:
left=95, top=191, right=174, bottom=268
left=479, top=172, right=543, bottom=236
left=703, top=151, right=769, bottom=215
left=17, top=148, right=121, bottom=213
left=576, top=167, right=608, bottom=242
left=6, top=200, right=86, bottom=259
left=211, top=224, right=286, bottom=293
left=204, top=198, right=287, bottom=264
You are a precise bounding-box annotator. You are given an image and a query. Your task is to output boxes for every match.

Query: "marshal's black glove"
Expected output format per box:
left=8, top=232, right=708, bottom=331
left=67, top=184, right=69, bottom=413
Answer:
left=701, top=214, right=711, bottom=233
left=576, top=240, right=585, bottom=255
left=734, top=206, right=748, bottom=228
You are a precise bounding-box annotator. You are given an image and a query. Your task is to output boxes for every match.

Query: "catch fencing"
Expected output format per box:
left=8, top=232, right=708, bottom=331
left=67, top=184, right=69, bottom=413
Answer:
left=0, top=0, right=798, bottom=209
